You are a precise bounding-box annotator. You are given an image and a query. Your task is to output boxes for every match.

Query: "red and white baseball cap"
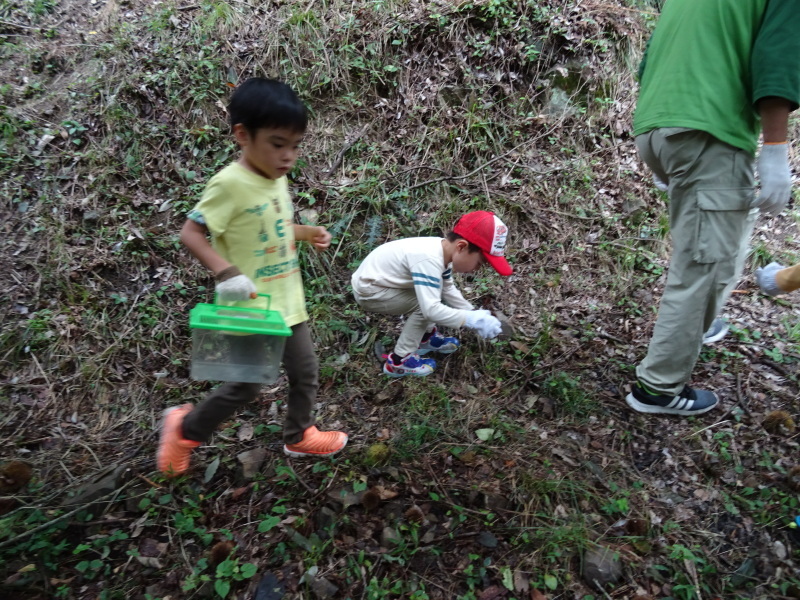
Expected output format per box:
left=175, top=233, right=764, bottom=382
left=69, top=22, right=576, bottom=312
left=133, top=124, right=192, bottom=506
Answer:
left=453, top=211, right=513, bottom=276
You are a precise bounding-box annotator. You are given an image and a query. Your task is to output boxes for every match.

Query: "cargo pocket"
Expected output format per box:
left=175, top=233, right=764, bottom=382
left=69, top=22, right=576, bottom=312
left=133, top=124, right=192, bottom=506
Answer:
left=693, top=189, right=753, bottom=264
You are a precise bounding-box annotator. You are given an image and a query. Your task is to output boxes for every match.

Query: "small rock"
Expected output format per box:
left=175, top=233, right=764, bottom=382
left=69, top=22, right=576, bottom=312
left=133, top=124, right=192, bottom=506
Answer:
left=253, top=572, right=285, bottom=600
left=309, top=576, right=339, bottom=599
left=774, top=540, right=788, bottom=561
left=658, top=490, right=686, bottom=505
left=315, top=507, right=337, bottom=534
left=421, top=528, right=436, bottom=544
left=545, top=87, right=577, bottom=118
left=493, top=310, right=515, bottom=339
left=623, top=196, right=647, bottom=222
left=381, top=526, right=401, bottom=548
left=482, top=493, right=509, bottom=512
left=61, top=465, right=127, bottom=514
left=381, top=500, right=405, bottom=520
left=729, top=557, right=757, bottom=587
left=237, top=448, right=267, bottom=479
left=477, top=531, right=498, bottom=548
left=83, top=209, right=102, bottom=222
left=582, top=545, right=623, bottom=589
left=298, top=208, right=319, bottom=224
left=326, top=487, right=362, bottom=511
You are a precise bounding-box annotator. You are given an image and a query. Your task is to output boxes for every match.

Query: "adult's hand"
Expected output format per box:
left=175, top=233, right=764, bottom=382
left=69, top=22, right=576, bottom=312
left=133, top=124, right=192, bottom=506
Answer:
left=755, top=143, right=792, bottom=216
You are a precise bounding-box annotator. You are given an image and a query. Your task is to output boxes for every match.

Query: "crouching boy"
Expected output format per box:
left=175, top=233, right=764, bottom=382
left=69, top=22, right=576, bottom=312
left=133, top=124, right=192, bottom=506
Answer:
left=351, top=210, right=512, bottom=377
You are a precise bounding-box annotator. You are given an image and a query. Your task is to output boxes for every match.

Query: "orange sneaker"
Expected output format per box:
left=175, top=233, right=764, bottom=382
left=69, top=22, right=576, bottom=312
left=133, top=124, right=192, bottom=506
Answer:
left=157, top=404, right=201, bottom=477
left=284, top=426, right=348, bottom=458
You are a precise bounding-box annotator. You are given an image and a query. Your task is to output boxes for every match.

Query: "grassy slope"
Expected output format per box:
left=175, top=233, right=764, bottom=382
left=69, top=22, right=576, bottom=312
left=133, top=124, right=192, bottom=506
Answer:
left=1, top=0, right=800, bottom=598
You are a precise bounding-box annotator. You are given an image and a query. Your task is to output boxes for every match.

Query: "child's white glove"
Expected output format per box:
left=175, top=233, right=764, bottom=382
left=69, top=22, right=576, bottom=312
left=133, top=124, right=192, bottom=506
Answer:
left=464, top=309, right=502, bottom=339
left=215, top=266, right=257, bottom=301
left=755, top=143, right=792, bottom=216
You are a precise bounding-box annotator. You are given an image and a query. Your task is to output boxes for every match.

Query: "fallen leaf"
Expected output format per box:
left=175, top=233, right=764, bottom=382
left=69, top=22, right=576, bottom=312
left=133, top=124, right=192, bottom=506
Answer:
left=204, top=457, right=220, bottom=483
left=374, top=485, right=399, bottom=500
left=135, top=556, right=163, bottom=569
left=476, top=428, right=495, bottom=442
left=479, top=585, right=506, bottom=600
left=232, top=485, right=251, bottom=499
left=514, top=569, right=530, bottom=592
left=510, top=341, right=531, bottom=354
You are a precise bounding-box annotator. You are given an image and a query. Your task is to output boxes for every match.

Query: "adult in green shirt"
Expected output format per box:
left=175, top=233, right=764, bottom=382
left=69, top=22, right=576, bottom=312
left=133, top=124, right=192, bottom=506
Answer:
left=626, top=0, right=800, bottom=416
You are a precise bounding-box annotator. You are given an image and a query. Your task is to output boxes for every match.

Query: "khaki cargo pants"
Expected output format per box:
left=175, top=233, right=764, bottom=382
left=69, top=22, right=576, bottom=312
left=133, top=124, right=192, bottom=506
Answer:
left=635, top=128, right=757, bottom=396
left=352, top=286, right=433, bottom=357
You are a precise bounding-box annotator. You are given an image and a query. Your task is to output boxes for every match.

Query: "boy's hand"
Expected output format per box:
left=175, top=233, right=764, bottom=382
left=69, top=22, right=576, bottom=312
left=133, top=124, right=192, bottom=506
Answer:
left=309, top=226, right=332, bottom=251
left=215, top=266, right=257, bottom=301
left=464, top=309, right=502, bottom=339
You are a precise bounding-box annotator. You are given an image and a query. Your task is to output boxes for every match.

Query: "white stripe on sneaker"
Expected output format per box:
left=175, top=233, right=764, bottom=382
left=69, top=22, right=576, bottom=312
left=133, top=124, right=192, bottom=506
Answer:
left=671, top=397, right=688, bottom=411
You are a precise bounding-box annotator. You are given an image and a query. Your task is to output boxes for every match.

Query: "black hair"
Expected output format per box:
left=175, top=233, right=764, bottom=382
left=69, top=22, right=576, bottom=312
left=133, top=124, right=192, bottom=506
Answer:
left=228, top=77, right=308, bottom=136
left=445, top=231, right=481, bottom=253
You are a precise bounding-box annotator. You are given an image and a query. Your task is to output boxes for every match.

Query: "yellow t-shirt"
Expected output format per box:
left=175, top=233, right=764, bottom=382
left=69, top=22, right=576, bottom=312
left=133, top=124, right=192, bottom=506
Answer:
left=188, top=162, right=308, bottom=327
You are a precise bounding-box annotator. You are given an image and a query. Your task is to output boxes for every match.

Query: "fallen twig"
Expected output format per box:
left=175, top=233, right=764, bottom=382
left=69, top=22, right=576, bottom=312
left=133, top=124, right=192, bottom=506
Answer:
left=325, top=124, right=370, bottom=178
left=0, top=479, right=137, bottom=551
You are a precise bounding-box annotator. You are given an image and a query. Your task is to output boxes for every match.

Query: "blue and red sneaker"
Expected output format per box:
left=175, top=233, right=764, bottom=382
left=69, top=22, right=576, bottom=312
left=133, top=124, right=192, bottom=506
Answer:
left=383, top=353, right=436, bottom=377
left=417, top=328, right=461, bottom=355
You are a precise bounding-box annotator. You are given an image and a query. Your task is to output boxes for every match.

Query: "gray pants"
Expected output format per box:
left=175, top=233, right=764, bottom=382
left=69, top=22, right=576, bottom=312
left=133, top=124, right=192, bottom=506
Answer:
left=182, top=321, right=317, bottom=445
left=635, top=128, right=756, bottom=395
left=353, top=287, right=433, bottom=357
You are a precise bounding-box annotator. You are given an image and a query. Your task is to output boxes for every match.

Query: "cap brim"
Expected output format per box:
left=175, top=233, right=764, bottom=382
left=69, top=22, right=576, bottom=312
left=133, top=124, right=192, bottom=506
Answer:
left=485, top=253, right=513, bottom=276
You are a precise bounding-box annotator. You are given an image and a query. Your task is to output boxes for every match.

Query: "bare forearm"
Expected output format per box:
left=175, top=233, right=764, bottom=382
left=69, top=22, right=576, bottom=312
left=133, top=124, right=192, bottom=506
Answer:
left=293, top=223, right=331, bottom=250
left=180, top=220, right=231, bottom=275
left=293, top=224, right=313, bottom=242
left=758, top=97, right=791, bottom=143
left=776, top=264, right=800, bottom=293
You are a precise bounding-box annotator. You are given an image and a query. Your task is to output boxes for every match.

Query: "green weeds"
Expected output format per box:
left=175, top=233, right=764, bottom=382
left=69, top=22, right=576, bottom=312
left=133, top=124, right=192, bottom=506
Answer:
left=3, top=0, right=797, bottom=598
left=542, top=371, right=593, bottom=419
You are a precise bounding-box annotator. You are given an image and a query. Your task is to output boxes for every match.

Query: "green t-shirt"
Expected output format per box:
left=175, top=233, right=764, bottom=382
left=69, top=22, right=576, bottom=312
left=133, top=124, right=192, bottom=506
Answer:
left=188, top=162, right=308, bottom=327
left=634, top=0, right=800, bottom=155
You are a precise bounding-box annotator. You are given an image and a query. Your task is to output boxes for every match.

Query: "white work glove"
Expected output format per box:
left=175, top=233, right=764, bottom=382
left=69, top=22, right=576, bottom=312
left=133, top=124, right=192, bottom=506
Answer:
left=652, top=173, right=668, bottom=192
left=755, top=143, right=792, bottom=216
left=215, top=266, right=256, bottom=301
left=464, top=309, right=502, bottom=339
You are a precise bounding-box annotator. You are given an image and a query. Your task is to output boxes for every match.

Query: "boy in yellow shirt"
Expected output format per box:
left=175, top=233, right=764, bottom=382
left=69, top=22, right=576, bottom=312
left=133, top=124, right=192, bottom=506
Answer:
left=157, top=78, right=347, bottom=477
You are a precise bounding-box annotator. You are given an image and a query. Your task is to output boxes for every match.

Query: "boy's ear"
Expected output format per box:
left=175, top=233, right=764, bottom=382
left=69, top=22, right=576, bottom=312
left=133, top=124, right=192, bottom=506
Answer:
left=232, top=123, right=251, bottom=146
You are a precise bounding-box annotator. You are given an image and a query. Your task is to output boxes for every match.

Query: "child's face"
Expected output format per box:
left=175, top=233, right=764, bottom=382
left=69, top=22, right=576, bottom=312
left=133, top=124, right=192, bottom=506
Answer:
left=234, top=125, right=304, bottom=180
left=451, top=243, right=486, bottom=274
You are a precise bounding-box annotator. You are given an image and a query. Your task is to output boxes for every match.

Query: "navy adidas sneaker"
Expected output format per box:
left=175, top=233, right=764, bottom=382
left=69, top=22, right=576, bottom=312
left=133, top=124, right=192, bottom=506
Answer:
left=626, top=381, right=719, bottom=416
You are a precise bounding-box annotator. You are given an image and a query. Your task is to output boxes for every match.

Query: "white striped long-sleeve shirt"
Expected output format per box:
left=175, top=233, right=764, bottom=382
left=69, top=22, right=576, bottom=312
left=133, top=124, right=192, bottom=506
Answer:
left=351, top=237, right=474, bottom=328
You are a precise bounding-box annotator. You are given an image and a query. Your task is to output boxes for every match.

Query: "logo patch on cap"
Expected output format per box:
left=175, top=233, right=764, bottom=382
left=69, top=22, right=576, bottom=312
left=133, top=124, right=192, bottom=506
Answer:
left=490, top=217, right=507, bottom=256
